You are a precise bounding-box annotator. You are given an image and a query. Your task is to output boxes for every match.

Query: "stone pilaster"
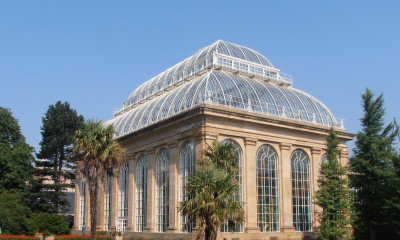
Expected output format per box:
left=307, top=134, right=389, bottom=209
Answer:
left=97, top=181, right=105, bottom=231
left=280, top=143, right=295, bottom=232
left=244, top=138, right=260, bottom=233
left=85, top=182, right=90, bottom=231
left=73, top=179, right=81, bottom=231
left=126, top=153, right=136, bottom=232
left=109, top=173, right=119, bottom=231
left=144, top=148, right=156, bottom=232
left=167, top=141, right=179, bottom=232
left=311, top=147, right=322, bottom=230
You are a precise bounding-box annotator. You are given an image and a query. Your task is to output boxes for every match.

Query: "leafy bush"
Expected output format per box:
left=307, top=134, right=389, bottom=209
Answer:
left=26, top=213, right=69, bottom=235
left=55, top=235, right=112, bottom=240
left=0, top=192, right=31, bottom=235
left=0, top=235, right=39, bottom=240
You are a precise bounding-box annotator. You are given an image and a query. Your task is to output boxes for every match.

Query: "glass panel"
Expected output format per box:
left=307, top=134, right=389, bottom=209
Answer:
left=118, top=162, right=129, bottom=232
left=221, top=139, right=243, bottom=233
left=156, top=148, right=169, bottom=232
left=79, top=181, right=86, bottom=230
left=179, top=141, right=195, bottom=232
left=256, top=145, right=280, bottom=232
left=291, top=149, right=312, bottom=231
left=136, top=155, right=147, bottom=232
left=104, top=173, right=112, bottom=230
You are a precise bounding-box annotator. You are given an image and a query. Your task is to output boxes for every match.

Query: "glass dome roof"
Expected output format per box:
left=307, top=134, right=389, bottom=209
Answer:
left=122, top=40, right=279, bottom=111
left=107, top=70, right=343, bottom=137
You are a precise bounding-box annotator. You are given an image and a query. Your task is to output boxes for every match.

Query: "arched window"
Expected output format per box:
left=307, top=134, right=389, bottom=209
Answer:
left=221, top=139, right=243, bottom=233
left=118, top=162, right=129, bottom=232
left=104, top=173, right=112, bottom=230
left=291, top=149, right=312, bottom=231
left=179, top=141, right=195, bottom=232
left=156, top=148, right=169, bottom=232
left=79, top=181, right=86, bottom=230
left=136, top=155, right=147, bottom=232
left=256, top=144, right=280, bottom=232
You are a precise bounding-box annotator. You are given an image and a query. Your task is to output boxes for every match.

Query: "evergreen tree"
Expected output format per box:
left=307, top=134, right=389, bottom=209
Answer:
left=28, top=101, right=84, bottom=213
left=0, top=107, right=34, bottom=192
left=349, top=89, right=399, bottom=240
left=315, top=128, right=351, bottom=240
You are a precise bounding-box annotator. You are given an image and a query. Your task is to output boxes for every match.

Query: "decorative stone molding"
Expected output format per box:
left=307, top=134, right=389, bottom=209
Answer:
left=244, top=137, right=257, bottom=146
left=311, top=147, right=322, bottom=155
left=280, top=143, right=292, bottom=151
left=146, top=148, right=156, bottom=155
left=205, top=133, right=218, bottom=140
left=167, top=141, right=178, bottom=149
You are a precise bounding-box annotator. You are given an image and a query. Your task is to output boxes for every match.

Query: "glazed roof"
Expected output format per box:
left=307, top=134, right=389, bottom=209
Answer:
left=107, top=40, right=343, bottom=138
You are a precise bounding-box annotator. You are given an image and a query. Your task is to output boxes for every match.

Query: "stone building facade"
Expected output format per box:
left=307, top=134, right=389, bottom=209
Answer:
left=73, top=40, right=354, bottom=239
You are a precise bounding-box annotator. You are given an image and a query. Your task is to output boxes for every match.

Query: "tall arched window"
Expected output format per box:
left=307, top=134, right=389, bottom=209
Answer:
left=79, top=181, right=86, bottom=230
left=221, top=139, right=243, bottom=233
left=179, top=141, right=195, bottom=232
left=256, top=144, right=280, bottom=232
left=291, top=149, right=312, bottom=231
left=118, top=162, right=129, bottom=232
left=104, top=173, right=112, bottom=230
left=136, top=155, right=147, bottom=232
left=156, top=148, right=169, bottom=232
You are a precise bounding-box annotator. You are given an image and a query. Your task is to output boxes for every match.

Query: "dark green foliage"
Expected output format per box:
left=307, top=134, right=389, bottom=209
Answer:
left=27, top=101, right=83, bottom=213
left=0, top=107, right=34, bottom=192
left=349, top=89, right=399, bottom=240
left=26, top=213, right=70, bottom=235
left=0, top=191, right=31, bottom=235
left=315, top=128, right=351, bottom=240
left=179, top=141, right=244, bottom=240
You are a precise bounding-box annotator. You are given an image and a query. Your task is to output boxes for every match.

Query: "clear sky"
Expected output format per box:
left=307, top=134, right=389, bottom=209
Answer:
left=1, top=1, right=399, bottom=155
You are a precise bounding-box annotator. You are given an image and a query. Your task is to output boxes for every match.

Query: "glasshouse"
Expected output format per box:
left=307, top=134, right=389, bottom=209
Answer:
left=73, top=40, right=354, bottom=239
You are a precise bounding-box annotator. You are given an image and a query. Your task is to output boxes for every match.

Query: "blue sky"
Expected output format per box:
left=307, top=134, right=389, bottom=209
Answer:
left=1, top=1, right=399, bottom=155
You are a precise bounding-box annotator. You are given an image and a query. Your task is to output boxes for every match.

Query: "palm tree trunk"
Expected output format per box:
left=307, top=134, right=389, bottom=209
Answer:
left=89, top=179, right=98, bottom=240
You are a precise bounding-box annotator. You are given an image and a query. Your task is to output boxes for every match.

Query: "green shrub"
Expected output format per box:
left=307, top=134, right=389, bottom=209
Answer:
left=26, top=213, right=69, bottom=235
left=0, top=191, right=31, bottom=235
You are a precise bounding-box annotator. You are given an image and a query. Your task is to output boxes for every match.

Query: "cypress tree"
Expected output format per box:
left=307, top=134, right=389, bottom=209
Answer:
left=315, top=128, right=351, bottom=240
left=27, top=101, right=84, bottom=213
left=349, top=89, right=398, bottom=240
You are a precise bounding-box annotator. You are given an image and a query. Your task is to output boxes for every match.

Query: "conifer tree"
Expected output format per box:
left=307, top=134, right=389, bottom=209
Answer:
left=315, top=128, right=351, bottom=240
left=27, top=101, right=84, bottom=213
left=349, top=89, right=398, bottom=240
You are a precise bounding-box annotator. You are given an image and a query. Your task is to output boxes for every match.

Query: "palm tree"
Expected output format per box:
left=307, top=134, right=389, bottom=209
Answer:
left=73, top=120, right=125, bottom=239
left=179, top=141, right=244, bottom=240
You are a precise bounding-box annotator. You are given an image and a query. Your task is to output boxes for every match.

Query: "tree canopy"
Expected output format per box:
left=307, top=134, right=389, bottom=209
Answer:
left=27, top=101, right=84, bottom=213
left=179, top=141, right=244, bottom=240
left=0, top=107, right=34, bottom=192
left=73, top=120, right=125, bottom=239
left=315, top=128, right=351, bottom=240
left=349, top=89, right=399, bottom=240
